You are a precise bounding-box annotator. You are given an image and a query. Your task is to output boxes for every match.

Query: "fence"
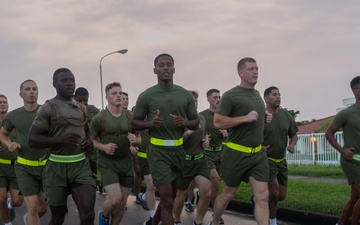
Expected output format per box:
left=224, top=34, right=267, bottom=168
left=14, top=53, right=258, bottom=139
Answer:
left=286, top=132, right=343, bottom=165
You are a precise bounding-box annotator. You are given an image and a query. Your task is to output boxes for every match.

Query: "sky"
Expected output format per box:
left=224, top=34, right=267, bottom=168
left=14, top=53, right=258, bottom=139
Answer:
left=1, top=1, right=360, bottom=122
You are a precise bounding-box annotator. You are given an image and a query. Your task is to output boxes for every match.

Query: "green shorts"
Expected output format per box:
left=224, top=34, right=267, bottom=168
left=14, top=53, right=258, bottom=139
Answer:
left=268, top=159, right=288, bottom=187
left=98, top=155, right=134, bottom=188
left=204, top=149, right=223, bottom=174
left=221, top=146, right=269, bottom=187
left=138, top=153, right=151, bottom=176
left=15, top=163, right=44, bottom=196
left=341, top=156, right=360, bottom=184
left=0, top=163, right=19, bottom=190
left=43, top=159, right=95, bottom=206
left=147, top=145, right=184, bottom=187
left=178, top=156, right=210, bottom=190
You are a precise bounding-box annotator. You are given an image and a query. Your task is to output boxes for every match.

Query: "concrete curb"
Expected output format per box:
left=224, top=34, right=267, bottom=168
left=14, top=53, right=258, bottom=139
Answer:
left=227, top=200, right=345, bottom=225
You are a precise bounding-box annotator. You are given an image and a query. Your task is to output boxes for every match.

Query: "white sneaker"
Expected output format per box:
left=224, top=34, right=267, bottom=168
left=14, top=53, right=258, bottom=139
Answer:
left=23, top=213, right=28, bottom=225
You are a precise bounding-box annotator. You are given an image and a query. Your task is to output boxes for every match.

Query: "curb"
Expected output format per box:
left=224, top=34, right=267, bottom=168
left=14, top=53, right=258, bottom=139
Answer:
left=227, top=200, right=344, bottom=225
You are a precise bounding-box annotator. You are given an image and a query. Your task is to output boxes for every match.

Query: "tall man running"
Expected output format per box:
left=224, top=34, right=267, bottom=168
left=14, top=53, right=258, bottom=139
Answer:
left=0, top=94, right=23, bottom=225
left=91, top=82, right=140, bottom=225
left=263, top=86, right=298, bottom=225
left=131, top=53, right=199, bottom=225
left=28, top=68, right=96, bottom=225
left=326, top=76, right=360, bottom=225
left=210, top=57, right=272, bottom=225
left=0, top=80, right=48, bottom=225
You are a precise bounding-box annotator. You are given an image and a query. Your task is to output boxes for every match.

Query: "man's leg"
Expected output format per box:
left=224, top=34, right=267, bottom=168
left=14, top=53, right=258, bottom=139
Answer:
left=173, top=189, right=187, bottom=222
left=49, top=205, right=67, bottom=225
left=210, top=169, right=220, bottom=208
left=249, top=177, right=269, bottom=225
left=108, top=185, right=131, bottom=225
left=0, top=187, right=10, bottom=223
left=71, top=184, right=95, bottom=225
left=268, top=177, right=279, bottom=221
left=193, top=175, right=211, bottom=225
left=153, top=183, right=175, bottom=225
left=24, top=194, right=47, bottom=225
left=211, top=185, right=237, bottom=225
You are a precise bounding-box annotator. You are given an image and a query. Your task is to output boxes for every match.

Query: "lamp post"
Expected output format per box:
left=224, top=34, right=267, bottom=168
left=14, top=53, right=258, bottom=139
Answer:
left=99, top=49, right=128, bottom=109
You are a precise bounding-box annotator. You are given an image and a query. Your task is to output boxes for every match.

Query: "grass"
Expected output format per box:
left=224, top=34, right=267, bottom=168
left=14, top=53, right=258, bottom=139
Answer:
left=228, top=165, right=349, bottom=217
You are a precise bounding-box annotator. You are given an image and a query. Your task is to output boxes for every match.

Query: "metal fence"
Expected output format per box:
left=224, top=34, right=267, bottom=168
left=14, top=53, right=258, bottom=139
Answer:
left=286, top=132, right=343, bottom=165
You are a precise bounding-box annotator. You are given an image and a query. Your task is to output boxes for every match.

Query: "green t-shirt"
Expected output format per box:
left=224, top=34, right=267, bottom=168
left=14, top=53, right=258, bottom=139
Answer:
left=91, top=108, right=132, bottom=159
left=86, top=104, right=100, bottom=122
left=2, top=106, right=47, bottom=160
left=0, top=120, right=17, bottom=160
left=199, top=109, right=224, bottom=147
left=332, top=104, right=360, bottom=154
left=133, top=84, right=198, bottom=142
left=32, top=98, right=87, bottom=155
left=183, top=114, right=206, bottom=155
left=263, top=109, right=298, bottom=158
left=215, top=86, right=265, bottom=147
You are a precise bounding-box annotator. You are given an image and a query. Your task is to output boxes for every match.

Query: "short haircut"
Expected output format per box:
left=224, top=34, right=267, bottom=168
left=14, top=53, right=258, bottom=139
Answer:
left=122, top=92, right=128, bottom=97
left=20, top=79, right=36, bottom=91
left=206, top=89, right=220, bottom=98
left=189, top=90, right=199, bottom=98
left=75, top=87, right=89, bottom=97
left=105, top=82, right=121, bottom=94
left=264, top=86, right=279, bottom=97
left=154, top=53, right=174, bottom=66
left=350, top=76, right=360, bottom=89
left=53, top=68, right=71, bottom=83
left=0, top=94, right=7, bottom=99
left=237, top=57, right=256, bottom=71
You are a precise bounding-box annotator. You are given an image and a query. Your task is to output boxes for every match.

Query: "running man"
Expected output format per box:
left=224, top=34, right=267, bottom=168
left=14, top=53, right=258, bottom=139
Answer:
left=0, top=80, right=48, bottom=225
left=131, top=53, right=199, bottom=225
left=28, top=68, right=96, bottom=225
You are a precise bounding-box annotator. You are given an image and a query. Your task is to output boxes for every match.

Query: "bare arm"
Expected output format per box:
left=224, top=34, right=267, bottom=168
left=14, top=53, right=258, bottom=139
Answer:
left=287, top=134, right=298, bottom=154
left=214, top=110, right=258, bottom=129
left=0, top=127, right=20, bottom=152
left=325, top=123, right=354, bottom=160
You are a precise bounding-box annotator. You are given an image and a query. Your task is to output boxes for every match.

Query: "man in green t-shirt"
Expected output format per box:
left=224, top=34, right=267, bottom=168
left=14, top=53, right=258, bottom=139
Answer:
left=92, top=82, right=140, bottom=225
left=199, top=88, right=227, bottom=221
left=211, top=57, right=272, bottom=225
left=131, top=53, right=199, bottom=225
left=28, top=68, right=96, bottom=225
left=0, top=94, right=23, bottom=225
left=262, top=86, right=298, bottom=225
left=0, top=80, right=48, bottom=225
left=326, top=76, right=360, bottom=225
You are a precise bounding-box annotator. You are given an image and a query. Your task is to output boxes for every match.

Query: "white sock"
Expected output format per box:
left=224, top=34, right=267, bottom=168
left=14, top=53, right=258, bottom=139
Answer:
left=150, top=210, right=155, bottom=218
left=269, top=218, right=277, bottom=225
left=142, top=193, right=147, bottom=201
left=5, top=222, right=12, bottom=225
left=7, top=201, right=12, bottom=209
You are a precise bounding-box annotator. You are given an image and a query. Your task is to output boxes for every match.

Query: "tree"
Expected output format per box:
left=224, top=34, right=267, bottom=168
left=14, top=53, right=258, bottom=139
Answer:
left=282, top=107, right=300, bottom=120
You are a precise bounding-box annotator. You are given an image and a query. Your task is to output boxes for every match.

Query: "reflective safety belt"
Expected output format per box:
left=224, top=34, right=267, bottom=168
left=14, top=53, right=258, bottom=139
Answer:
left=0, top=158, right=15, bottom=165
left=225, top=142, right=262, bottom=154
left=185, top=153, right=204, bottom=161
left=150, top=137, right=183, bottom=147
left=268, top=157, right=285, bottom=163
left=204, top=146, right=222, bottom=151
left=17, top=156, right=47, bottom=166
left=353, top=154, right=360, bottom=161
left=137, top=152, right=147, bottom=158
left=49, top=153, right=86, bottom=163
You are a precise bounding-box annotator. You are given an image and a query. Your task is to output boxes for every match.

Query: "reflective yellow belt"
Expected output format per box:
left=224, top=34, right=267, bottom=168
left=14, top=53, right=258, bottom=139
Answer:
left=225, top=142, right=262, bottom=154
left=185, top=153, right=204, bottom=161
left=353, top=154, right=360, bottom=161
left=204, top=146, right=222, bottom=151
left=137, top=152, right=147, bottom=158
left=0, top=158, right=15, bottom=165
left=268, top=157, right=285, bottom=163
left=17, top=156, right=47, bottom=166
left=49, top=153, right=86, bottom=163
left=150, top=137, right=183, bottom=147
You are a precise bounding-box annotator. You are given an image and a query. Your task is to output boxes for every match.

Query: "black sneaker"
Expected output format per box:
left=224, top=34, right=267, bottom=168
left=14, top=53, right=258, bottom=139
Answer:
left=143, top=217, right=152, bottom=225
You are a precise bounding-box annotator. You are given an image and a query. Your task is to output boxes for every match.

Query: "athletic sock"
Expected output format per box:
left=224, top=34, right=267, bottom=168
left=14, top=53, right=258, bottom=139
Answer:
left=149, top=210, right=155, bottom=218
left=269, top=218, right=277, bottom=225
left=7, top=201, right=12, bottom=209
left=142, top=192, right=147, bottom=201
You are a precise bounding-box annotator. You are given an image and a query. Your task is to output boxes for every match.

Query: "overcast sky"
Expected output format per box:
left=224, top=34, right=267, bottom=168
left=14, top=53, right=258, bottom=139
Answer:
left=1, top=1, right=359, bottom=122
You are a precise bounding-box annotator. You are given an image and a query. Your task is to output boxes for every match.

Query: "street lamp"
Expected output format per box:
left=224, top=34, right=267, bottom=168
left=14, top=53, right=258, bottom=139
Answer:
left=99, top=49, right=128, bottom=109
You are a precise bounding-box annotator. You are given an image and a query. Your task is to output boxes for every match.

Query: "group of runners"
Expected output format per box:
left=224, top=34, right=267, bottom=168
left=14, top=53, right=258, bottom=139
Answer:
left=0, top=53, right=358, bottom=225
